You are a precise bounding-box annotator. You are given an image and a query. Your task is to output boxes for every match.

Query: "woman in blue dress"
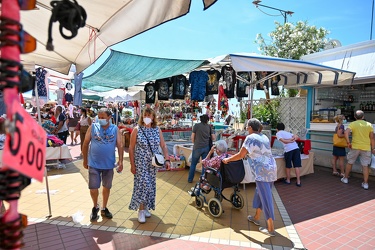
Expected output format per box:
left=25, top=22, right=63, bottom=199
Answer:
left=128, top=107, right=171, bottom=223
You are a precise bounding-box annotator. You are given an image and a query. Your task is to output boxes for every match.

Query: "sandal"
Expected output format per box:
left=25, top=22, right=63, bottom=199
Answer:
left=340, top=173, right=345, bottom=178
left=332, top=171, right=339, bottom=176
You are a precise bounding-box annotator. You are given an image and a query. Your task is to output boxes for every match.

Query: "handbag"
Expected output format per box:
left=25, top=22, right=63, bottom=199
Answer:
left=140, top=127, right=165, bottom=168
left=370, top=154, right=375, bottom=169
left=333, top=133, right=347, bottom=147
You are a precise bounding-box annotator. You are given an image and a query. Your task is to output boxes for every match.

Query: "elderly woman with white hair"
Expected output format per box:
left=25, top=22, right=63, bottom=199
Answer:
left=191, top=140, right=232, bottom=191
left=201, top=139, right=229, bottom=170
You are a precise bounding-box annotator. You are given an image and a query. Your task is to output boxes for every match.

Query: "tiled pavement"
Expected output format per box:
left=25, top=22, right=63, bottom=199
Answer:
left=3, top=139, right=375, bottom=249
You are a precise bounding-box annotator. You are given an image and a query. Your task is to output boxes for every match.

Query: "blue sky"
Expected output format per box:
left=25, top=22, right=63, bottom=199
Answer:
left=80, top=0, right=373, bottom=105
left=84, top=0, right=373, bottom=77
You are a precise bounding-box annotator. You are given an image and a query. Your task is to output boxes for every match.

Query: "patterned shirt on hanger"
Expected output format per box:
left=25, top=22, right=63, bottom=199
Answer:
left=221, top=65, right=236, bottom=98
left=206, top=69, right=221, bottom=95
left=155, top=78, right=172, bottom=100
left=171, top=75, right=189, bottom=99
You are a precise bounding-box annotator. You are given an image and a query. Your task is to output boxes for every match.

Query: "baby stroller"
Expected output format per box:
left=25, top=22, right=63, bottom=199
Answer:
left=188, top=160, right=245, bottom=217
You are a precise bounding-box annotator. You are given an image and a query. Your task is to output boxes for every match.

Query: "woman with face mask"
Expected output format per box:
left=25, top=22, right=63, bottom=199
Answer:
left=128, top=107, right=170, bottom=223
left=79, top=108, right=92, bottom=154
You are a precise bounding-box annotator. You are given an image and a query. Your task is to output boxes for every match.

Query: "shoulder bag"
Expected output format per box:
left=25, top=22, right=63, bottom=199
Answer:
left=333, top=133, right=347, bottom=148
left=140, top=127, right=165, bottom=168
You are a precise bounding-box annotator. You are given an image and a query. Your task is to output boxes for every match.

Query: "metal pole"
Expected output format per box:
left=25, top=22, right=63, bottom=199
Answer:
left=44, top=167, right=52, bottom=218
left=371, top=0, right=374, bottom=40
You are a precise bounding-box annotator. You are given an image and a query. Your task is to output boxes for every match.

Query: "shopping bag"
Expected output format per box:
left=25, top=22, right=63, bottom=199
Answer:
left=333, top=134, right=347, bottom=147
left=370, top=155, right=375, bottom=169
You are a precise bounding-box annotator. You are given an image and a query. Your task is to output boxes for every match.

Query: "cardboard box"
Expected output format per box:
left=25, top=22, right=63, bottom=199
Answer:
left=170, top=160, right=185, bottom=170
left=175, top=144, right=202, bottom=172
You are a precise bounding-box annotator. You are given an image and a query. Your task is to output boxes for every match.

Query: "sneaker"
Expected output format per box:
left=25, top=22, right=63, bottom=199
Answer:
left=341, top=177, right=348, bottom=184
left=138, top=210, right=146, bottom=223
left=362, top=182, right=369, bottom=190
left=259, top=227, right=276, bottom=237
left=101, top=208, right=113, bottom=219
left=90, top=206, right=100, bottom=221
left=145, top=210, right=151, bottom=218
left=247, top=215, right=260, bottom=226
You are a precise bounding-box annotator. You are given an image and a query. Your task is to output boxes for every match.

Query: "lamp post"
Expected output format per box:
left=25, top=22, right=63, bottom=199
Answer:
left=252, top=0, right=294, bottom=24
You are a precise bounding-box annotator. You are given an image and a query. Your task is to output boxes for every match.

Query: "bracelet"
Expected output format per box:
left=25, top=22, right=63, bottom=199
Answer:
left=165, top=160, right=170, bottom=162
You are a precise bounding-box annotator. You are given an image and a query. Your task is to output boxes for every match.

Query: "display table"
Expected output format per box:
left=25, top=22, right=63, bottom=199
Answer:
left=275, top=152, right=314, bottom=179
left=0, top=145, right=72, bottom=168
left=211, top=122, right=230, bottom=130
left=46, top=145, right=72, bottom=160
left=271, top=136, right=311, bottom=155
left=174, top=143, right=202, bottom=171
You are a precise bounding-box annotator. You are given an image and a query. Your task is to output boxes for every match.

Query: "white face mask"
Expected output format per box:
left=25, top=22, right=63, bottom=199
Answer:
left=143, top=117, right=152, bottom=125
left=98, top=118, right=108, bottom=126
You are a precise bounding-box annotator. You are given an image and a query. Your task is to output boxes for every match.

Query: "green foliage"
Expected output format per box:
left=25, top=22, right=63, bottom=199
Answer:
left=287, top=89, right=299, bottom=97
left=240, top=110, right=247, bottom=123
left=255, top=21, right=331, bottom=60
left=252, top=99, right=280, bottom=128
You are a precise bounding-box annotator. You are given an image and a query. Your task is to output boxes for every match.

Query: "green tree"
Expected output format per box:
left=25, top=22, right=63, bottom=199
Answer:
left=255, top=21, right=335, bottom=60
left=255, top=21, right=337, bottom=97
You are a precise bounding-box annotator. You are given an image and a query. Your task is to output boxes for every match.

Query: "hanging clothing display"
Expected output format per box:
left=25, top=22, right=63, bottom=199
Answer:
left=221, top=65, right=236, bottom=98
left=73, top=72, right=83, bottom=106
left=155, top=78, right=172, bottom=101
left=65, top=82, right=73, bottom=91
left=65, top=92, right=73, bottom=103
left=189, top=70, right=208, bottom=101
left=205, top=68, right=221, bottom=95
left=32, top=67, right=49, bottom=106
left=236, top=72, right=250, bottom=98
left=171, top=74, right=189, bottom=99
left=256, top=71, right=269, bottom=90
left=56, top=88, right=65, bottom=105
left=144, top=81, right=156, bottom=104
left=218, top=84, right=229, bottom=118
left=271, top=75, right=281, bottom=96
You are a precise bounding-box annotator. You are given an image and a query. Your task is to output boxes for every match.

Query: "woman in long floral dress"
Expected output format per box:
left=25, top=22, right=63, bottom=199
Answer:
left=128, top=107, right=170, bottom=223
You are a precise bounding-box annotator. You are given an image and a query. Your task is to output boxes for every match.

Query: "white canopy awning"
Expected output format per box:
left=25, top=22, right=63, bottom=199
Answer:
left=301, top=40, right=375, bottom=85
left=228, top=53, right=356, bottom=88
left=20, top=0, right=217, bottom=74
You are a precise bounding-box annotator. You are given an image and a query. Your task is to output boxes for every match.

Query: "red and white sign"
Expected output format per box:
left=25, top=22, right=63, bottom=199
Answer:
left=3, top=100, right=46, bottom=182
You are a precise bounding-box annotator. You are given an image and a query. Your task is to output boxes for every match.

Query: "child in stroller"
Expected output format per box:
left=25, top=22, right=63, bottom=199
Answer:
left=188, top=140, right=245, bottom=217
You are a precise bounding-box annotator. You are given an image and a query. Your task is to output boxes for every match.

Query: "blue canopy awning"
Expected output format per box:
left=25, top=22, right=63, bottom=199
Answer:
left=82, top=50, right=209, bottom=91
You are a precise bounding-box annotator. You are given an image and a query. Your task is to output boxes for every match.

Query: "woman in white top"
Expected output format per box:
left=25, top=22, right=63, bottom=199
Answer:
left=79, top=108, right=92, bottom=153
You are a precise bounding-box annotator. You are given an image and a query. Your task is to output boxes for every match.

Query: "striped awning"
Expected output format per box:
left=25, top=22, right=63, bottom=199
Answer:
left=229, top=53, right=356, bottom=88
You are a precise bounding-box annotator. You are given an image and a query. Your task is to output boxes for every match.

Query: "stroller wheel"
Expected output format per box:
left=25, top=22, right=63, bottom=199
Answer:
left=230, top=192, right=244, bottom=209
left=195, top=196, right=204, bottom=209
left=208, top=198, right=223, bottom=217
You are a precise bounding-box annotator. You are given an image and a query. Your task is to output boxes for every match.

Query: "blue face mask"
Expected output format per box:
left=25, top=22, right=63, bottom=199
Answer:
left=98, top=119, right=108, bottom=126
left=343, top=119, right=347, bottom=124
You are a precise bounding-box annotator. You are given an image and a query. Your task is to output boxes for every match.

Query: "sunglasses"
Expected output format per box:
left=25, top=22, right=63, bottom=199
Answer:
left=0, top=17, right=36, bottom=54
